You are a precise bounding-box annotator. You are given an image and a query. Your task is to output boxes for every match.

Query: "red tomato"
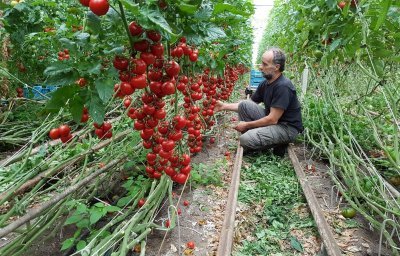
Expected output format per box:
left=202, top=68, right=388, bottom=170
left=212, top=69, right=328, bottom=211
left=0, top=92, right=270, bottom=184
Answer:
left=153, top=109, right=166, bottom=119
left=134, top=121, right=145, bottom=130
left=138, top=198, right=146, bottom=208
left=95, top=128, right=104, bottom=138
left=58, top=125, right=71, bottom=137
left=148, top=69, right=163, bottom=81
left=168, top=130, right=183, bottom=141
left=79, top=0, right=90, bottom=7
left=181, top=154, right=191, bottom=166
left=161, top=81, right=175, bottom=95
left=81, top=114, right=89, bottom=123
left=173, top=115, right=187, bottom=130
left=183, top=200, right=189, bottom=207
left=113, top=56, right=129, bottom=71
left=60, top=134, right=73, bottom=144
left=180, top=165, right=191, bottom=175
left=209, top=137, right=215, bottom=144
left=173, top=173, right=188, bottom=184
left=150, top=43, right=164, bottom=57
left=186, top=241, right=195, bottom=249
left=164, top=167, right=177, bottom=177
left=133, top=39, right=150, bottom=52
left=147, top=30, right=162, bottom=42
left=123, top=99, right=131, bottom=108
left=165, top=219, right=170, bottom=228
left=49, top=128, right=60, bottom=140
left=173, top=47, right=184, bottom=58
left=153, top=171, right=162, bottom=179
left=128, top=21, right=143, bottom=36
left=165, top=61, right=180, bottom=78
left=161, top=140, right=175, bottom=152
left=102, top=122, right=112, bottom=131
left=120, top=82, right=134, bottom=95
left=131, top=58, right=147, bottom=75
left=89, top=0, right=109, bottom=16
left=140, top=52, right=156, bottom=65
left=130, top=74, right=147, bottom=89
left=189, top=53, right=198, bottom=62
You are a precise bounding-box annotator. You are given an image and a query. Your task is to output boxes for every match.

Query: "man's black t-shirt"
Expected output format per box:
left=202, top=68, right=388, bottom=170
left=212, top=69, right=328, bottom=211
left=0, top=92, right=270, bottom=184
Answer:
left=251, top=74, right=303, bottom=132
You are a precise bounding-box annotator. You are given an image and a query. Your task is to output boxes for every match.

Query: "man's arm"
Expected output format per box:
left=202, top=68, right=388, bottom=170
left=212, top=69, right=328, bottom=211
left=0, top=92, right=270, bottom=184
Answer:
left=214, top=100, right=240, bottom=112
left=234, top=107, right=284, bottom=132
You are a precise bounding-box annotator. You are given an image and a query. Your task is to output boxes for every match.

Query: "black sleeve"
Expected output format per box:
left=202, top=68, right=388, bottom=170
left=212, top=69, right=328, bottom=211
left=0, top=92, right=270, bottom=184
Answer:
left=251, top=81, right=265, bottom=103
left=271, top=86, right=290, bottom=110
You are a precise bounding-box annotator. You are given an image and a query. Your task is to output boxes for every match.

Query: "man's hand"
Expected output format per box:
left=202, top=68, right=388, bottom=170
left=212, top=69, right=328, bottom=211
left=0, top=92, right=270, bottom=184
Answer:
left=214, top=100, right=225, bottom=112
left=233, top=122, right=249, bottom=133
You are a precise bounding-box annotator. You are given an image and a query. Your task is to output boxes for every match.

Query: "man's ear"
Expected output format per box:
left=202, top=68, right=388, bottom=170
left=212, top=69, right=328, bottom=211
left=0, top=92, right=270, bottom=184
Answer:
left=275, top=64, right=280, bottom=71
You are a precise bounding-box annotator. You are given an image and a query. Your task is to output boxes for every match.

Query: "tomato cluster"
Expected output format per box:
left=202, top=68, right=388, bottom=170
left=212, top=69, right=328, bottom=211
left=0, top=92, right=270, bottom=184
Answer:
left=170, top=37, right=199, bottom=63
left=49, top=124, right=73, bottom=143
left=93, top=122, right=112, bottom=139
left=57, top=49, right=70, bottom=61
left=81, top=107, right=89, bottom=123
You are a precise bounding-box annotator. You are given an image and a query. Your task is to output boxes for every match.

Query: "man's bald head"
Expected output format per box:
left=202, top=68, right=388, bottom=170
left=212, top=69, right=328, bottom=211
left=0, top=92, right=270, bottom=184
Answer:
left=263, top=48, right=286, bottom=72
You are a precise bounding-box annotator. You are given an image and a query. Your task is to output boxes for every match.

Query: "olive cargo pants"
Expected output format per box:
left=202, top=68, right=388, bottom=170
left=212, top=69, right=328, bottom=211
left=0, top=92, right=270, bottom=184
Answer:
left=238, top=100, right=299, bottom=152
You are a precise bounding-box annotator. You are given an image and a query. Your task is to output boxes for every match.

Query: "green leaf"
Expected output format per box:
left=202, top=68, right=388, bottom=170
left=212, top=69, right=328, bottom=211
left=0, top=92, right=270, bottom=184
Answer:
left=44, top=64, right=79, bottom=87
left=76, top=203, right=88, bottom=214
left=94, top=202, right=105, bottom=207
left=90, top=209, right=104, bottom=225
left=205, top=25, right=226, bottom=41
left=213, top=3, right=252, bottom=17
left=105, top=205, right=121, bottom=212
left=178, top=3, right=199, bottom=14
left=86, top=12, right=102, bottom=34
left=87, top=63, right=102, bottom=75
left=76, top=219, right=90, bottom=229
left=329, top=39, right=342, bottom=52
left=61, top=238, right=75, bottom=251
left=45, top=85, right=79, bottom=111
left=70, top=96, right=85, bottom=124
left=147, top=9, right=172, bottom=34
left=59, top=38, right=76, bottom=49
left=117, top=196, right=132, bottom=207
left=95, top=78, right=114, bottom=103
left=88, top=93, right=106, bottom=124
left=65, top=214, right=83, bottom=225
left=76, top=240, right=87, bottom=251
left=103, top=46, right=125, bottom=55
left=374, top=0, right=391, bottom=31
left=290, top=236, right=303, bottom=252
left=119, top=0, right=140, bottom=16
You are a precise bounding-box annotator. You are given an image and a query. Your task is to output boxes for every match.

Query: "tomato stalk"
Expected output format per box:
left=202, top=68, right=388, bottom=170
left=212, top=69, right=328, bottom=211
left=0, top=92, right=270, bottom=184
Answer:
left=115, top=1, right=135, bottom=52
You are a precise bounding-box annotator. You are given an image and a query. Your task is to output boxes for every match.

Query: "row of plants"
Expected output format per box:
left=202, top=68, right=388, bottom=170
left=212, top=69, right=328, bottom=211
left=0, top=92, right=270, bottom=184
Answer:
left=258, top=0, right=400, bottom=254
left=0, top=0, right=254, bottom=255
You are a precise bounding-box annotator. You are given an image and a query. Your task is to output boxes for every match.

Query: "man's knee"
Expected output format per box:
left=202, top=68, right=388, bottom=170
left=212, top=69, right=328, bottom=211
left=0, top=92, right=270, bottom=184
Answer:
left=238, top=100, right=252, bottom=112
left=239, top=132, right=261, bottom=151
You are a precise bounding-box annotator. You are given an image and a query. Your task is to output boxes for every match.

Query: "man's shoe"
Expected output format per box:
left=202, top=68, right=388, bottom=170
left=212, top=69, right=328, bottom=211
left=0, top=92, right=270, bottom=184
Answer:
left=272, top=144, right=288, bottom=157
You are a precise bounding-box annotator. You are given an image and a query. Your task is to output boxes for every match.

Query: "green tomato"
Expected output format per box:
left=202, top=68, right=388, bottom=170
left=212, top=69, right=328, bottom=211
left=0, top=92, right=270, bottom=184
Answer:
left=314, top=50, right=323, bottom=58
left=341, top=208, right=357, bottom=218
